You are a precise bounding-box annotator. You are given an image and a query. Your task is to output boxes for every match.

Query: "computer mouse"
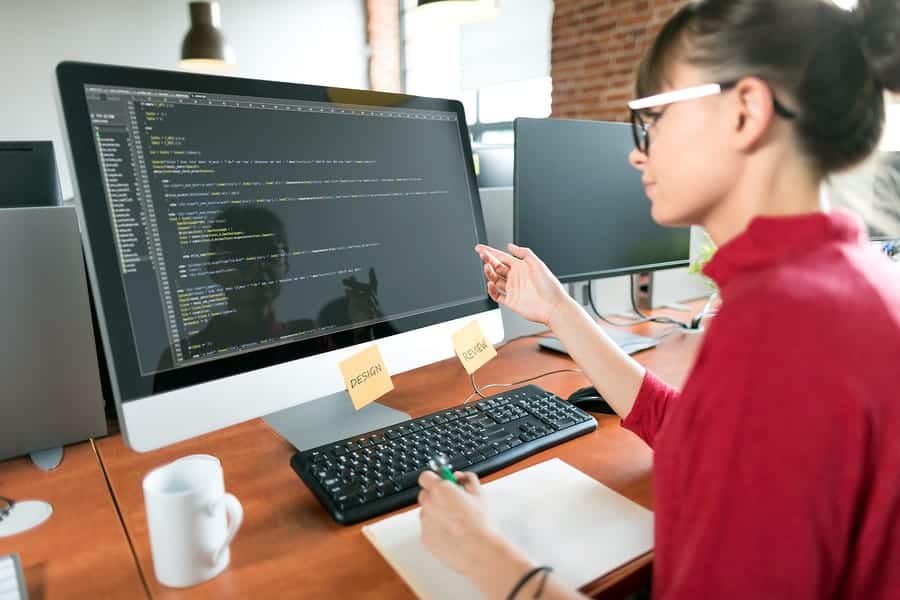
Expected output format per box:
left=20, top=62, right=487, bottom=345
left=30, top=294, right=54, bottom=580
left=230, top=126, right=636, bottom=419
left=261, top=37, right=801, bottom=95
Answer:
left=567, top=386, right=617, bottom=415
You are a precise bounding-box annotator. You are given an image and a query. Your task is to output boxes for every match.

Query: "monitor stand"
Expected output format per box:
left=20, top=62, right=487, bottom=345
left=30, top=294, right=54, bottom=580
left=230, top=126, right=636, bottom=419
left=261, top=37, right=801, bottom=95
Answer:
left=263, top=390, right=410, bottom=452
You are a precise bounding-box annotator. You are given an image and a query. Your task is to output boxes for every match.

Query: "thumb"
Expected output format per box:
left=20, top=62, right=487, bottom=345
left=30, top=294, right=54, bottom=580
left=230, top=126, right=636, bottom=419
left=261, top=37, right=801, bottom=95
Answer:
left=507, top=243, right=536, bottom=264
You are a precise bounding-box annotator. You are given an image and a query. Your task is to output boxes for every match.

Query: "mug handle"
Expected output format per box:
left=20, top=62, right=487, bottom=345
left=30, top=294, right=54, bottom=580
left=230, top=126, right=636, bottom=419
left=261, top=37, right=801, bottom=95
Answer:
left=207, top=493, right=244, bottom=566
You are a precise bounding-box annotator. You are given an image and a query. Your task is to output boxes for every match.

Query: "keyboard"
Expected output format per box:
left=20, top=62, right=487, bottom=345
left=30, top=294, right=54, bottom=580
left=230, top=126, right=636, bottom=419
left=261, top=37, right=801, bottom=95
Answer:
left=291, top=385, right=597, bottom=524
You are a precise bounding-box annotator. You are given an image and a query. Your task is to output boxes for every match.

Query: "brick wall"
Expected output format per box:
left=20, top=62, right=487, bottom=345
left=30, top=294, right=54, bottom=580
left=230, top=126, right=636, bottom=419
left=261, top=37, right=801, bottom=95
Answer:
left=366, top=0, right=403, bottom=93
left=551, top=0, right=685, bottom=121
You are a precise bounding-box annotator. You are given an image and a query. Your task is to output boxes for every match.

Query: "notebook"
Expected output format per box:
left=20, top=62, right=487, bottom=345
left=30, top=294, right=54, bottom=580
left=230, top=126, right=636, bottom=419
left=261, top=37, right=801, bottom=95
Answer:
left=0, top=553, right=27, bottom=600
left=362, top=458, right=654, bottom=600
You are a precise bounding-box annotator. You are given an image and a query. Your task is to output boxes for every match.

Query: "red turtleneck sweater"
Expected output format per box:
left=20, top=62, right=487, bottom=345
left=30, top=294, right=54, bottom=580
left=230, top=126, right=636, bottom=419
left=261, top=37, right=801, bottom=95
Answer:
left=622, top=211, right=900, bottom=599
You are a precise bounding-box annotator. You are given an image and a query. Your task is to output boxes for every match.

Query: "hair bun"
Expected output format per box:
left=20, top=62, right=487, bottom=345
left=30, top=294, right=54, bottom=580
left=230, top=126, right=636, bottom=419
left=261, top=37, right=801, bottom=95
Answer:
left=856, top=0, right=900, bottom=92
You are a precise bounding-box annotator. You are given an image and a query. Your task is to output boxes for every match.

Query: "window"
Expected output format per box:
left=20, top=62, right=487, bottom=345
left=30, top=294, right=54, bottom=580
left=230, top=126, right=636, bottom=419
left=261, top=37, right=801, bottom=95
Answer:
left=467, top=77, right=552, bottom=143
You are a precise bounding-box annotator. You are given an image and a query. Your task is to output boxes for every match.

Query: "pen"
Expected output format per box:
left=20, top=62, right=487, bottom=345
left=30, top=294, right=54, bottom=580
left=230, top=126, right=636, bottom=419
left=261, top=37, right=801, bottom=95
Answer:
left=428, top=453, right=462, bottom=487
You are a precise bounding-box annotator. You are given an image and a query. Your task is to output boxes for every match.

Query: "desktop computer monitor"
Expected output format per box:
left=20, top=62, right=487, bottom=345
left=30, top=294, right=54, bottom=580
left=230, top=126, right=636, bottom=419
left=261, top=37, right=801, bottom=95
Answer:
left=513, top=118, right=690, bottom=283
left=56, top=62, right=501, bottom=452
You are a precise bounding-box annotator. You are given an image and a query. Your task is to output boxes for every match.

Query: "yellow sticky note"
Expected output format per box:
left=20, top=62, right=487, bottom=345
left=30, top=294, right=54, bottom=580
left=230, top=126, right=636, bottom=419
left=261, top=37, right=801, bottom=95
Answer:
left=452, top=320, right=497, bottom=375
left=339, top=345, right=394, bottom=410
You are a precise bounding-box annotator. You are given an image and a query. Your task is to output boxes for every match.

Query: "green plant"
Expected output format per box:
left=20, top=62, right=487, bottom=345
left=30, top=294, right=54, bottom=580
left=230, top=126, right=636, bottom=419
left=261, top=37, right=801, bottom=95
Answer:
left=688, top=231, right=718, bottom=292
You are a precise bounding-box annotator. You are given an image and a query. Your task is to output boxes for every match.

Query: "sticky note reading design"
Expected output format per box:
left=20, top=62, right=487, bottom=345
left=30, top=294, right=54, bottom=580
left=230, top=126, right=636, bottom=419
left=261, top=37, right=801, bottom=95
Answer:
left=452, top=320, right=498, bottom=375
left=339, top=345, right=395, bottom=410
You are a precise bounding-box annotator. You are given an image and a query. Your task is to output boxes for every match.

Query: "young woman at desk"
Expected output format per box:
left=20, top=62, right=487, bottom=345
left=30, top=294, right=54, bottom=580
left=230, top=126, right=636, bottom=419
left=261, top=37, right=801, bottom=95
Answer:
left=417, top=0, right=900, bottom=598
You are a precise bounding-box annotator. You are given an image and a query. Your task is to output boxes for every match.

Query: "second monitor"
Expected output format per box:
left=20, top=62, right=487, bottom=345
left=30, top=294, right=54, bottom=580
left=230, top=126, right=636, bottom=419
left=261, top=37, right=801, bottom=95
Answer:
left=514, top=118, right=691, bottom=355
left=513, top=117, right=690, bottom=283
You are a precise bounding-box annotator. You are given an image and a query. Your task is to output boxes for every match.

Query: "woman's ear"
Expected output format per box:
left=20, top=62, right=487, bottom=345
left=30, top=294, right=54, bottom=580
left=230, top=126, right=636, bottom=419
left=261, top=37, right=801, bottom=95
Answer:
left=732, top=77, right=777, bottom=152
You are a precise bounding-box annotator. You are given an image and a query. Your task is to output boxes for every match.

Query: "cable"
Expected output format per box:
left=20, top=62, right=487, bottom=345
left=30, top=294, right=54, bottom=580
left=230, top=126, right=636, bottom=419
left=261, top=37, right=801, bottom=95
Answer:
left=465, top=368, right=583, bottom=404
left=587, top=279, right=691, bottom=329
left=627, top=276, right=693, bottom=329
left=690, top=290, right=719, bottom=329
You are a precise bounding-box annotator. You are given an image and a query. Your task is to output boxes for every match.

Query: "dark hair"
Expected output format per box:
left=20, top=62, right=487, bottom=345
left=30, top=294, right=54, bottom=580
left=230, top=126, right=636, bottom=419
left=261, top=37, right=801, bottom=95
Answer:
left=637, top=0, right=900, bottom=176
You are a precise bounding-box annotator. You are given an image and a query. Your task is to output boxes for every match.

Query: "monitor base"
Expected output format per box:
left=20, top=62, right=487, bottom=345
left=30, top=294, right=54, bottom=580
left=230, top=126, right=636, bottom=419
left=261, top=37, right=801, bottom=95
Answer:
left=263, top=391, right=410, bottom=452
left=29, top=447, right=63, bottom=471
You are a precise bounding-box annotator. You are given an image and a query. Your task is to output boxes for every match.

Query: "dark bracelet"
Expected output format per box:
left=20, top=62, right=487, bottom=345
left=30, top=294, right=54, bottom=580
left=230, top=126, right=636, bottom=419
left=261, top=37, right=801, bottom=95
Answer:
left=507, top=565, right=554, bottom=600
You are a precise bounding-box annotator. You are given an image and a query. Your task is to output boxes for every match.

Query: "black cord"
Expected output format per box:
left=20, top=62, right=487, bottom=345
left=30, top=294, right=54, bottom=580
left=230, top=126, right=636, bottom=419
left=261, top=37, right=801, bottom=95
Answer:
left=587, top=281, right=653, bottom=327
left=535, top=567, right=553, bottom=598
left=690, top=290, right=720, bottom=329
left=466, top=368, right=583, bottom=404
left=507, top=566, right=554, bottom=600
left=627, top=276, right=693, bottom=329
left=587, top=278, right=693, bottom=330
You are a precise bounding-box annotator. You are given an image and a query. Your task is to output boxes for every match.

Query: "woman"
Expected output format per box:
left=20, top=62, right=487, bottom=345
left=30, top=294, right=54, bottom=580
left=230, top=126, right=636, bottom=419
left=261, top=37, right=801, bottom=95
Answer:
left=416, top=0, right=900, bottom=598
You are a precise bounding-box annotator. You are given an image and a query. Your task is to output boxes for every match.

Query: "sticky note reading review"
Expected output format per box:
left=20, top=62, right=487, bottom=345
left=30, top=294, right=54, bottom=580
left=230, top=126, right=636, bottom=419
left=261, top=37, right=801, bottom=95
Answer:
left=339, top=345, right=394, bottom=410
left=452, top=320, right=497, bottom=374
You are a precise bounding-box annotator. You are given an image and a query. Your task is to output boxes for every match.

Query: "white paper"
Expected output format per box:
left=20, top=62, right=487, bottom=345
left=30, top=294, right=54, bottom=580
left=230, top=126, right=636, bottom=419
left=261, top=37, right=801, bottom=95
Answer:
left=362, top=459, right=654, bottom=600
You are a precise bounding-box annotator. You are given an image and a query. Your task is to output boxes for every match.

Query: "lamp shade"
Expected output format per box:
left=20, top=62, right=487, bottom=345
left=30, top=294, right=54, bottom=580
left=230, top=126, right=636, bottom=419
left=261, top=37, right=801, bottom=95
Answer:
left=179, top=2, right=235, bottom=70
left=416, top=0, right=499, bottom=24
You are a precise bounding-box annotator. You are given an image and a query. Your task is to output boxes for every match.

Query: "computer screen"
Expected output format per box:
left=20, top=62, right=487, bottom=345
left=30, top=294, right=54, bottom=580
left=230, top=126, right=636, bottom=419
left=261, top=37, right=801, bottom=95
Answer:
left=57, top=62, right=501, bottom=451
left=513, top=118, right=690, bottom=283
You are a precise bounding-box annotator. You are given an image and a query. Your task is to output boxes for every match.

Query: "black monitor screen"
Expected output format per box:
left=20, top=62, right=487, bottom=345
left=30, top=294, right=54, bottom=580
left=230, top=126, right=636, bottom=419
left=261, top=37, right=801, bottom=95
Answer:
left=514, top=118, right=689, bottom=283
left=58, top=63, right=492, bottom=401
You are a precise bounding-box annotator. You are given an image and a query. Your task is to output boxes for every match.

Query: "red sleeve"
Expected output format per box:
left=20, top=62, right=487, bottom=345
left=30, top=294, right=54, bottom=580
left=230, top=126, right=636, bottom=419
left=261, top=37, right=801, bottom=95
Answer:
left=653, top=350, right=868, bottom=599
left=620, top=369, right=680, bottom=448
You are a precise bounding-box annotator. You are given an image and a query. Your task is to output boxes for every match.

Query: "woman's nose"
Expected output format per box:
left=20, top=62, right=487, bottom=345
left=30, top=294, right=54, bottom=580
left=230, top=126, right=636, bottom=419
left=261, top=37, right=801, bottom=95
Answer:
left=628, top=147, right=647, bottom=171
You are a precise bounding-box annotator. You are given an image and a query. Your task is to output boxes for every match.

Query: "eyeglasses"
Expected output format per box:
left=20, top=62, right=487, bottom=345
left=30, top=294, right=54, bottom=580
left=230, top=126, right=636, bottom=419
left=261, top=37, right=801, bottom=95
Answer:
left=628, top=80, right=797, bottom=155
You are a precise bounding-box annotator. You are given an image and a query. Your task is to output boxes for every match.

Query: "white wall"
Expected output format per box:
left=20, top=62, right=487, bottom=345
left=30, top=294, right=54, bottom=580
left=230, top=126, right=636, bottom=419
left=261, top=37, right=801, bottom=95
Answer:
left=460, top=0, right=553, bottom=90
left=403, top=0, right=553, bottom=98
left=0, top=0, right=368, bottom=199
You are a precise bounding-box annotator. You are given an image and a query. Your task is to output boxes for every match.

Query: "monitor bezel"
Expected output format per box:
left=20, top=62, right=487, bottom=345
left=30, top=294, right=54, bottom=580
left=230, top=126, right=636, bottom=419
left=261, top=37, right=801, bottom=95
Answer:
left=57, top=61, right=495, bottom=404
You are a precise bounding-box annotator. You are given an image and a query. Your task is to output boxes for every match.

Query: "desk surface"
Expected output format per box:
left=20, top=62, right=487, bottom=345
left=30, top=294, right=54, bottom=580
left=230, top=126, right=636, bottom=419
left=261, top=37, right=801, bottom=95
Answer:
left=0, top=442, right=147, bottom=598
left=96, top=321, right=701, bottom=599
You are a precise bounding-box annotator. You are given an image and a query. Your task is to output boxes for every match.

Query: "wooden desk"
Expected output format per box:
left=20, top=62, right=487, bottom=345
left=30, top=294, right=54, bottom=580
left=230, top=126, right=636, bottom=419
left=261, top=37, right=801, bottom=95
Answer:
left=95, top=319, right=701, bottom=599
left=0, top=442, right=147, bottom=598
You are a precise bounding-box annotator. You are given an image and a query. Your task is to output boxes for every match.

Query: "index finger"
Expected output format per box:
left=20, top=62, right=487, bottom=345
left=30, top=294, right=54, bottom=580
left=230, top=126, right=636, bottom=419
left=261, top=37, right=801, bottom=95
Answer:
left=475, top=244, right=516, bottom=268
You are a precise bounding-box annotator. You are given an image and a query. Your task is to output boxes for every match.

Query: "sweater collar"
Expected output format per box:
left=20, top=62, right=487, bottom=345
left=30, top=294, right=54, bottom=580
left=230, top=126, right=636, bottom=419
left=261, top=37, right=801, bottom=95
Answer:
left=702, top=210, right=865, bottom=290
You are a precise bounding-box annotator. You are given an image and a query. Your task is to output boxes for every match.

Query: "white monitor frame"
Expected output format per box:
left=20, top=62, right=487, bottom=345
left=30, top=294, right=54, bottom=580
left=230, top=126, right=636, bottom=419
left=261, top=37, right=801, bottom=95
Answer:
left=122, top=309, right=502, bottom=451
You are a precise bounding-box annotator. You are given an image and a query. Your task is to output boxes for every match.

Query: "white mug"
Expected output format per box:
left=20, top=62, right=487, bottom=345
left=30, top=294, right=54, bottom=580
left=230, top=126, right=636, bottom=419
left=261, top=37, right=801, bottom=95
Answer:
left=142, top=454, right=244, bottom=588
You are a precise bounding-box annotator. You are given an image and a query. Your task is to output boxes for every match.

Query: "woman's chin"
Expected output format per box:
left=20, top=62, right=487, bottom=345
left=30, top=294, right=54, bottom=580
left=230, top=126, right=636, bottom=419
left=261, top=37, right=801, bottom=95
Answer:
left=650, top=204, right=691, bottom=228
left=649, top=202, right=672, bottom=225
